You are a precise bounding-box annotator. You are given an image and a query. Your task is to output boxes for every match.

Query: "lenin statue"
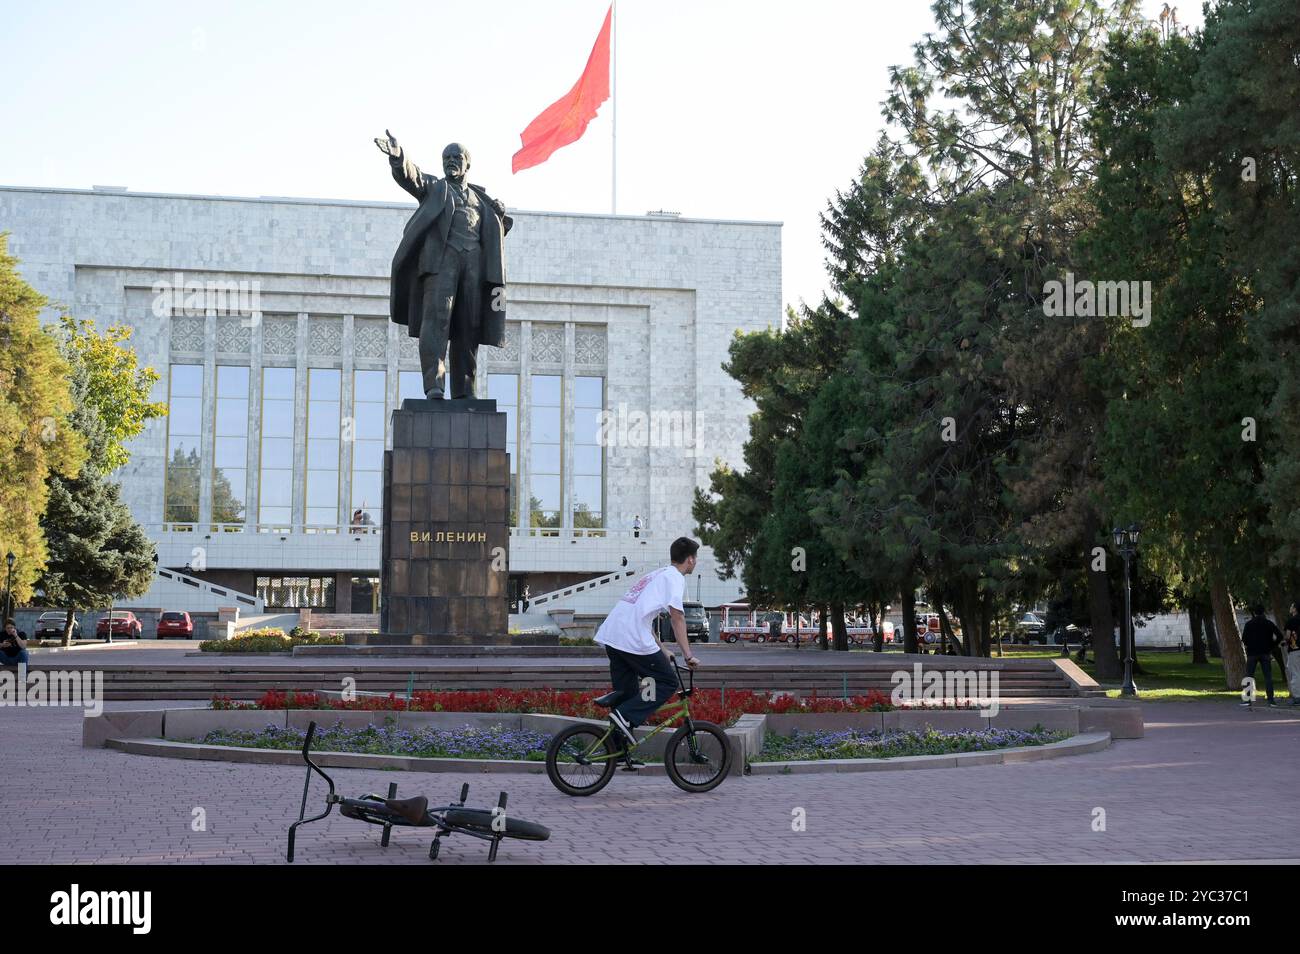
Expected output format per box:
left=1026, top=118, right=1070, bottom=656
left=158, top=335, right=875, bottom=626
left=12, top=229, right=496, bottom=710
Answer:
left=374, top=130, right=513, bottom=399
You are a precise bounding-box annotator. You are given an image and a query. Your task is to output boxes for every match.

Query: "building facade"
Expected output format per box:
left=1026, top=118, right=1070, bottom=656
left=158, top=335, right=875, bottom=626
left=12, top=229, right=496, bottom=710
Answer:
left=0, top=184, right=780, bottom=619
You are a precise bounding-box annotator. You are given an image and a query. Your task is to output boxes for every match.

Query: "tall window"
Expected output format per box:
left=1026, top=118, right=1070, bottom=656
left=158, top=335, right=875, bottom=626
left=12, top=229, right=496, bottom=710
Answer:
left=530, top=374, right=561, bottom=528
left=164, top=364, right=203, bottom=524
left=306, top=368, right=341, bottom=528
left=573, top=376, right=604, bottom=527
left=212, top=365, right=249, bottom=524
left=351, top=370, right=386, bottom=530
left=488, top=373, right=519, bottom=526
left=259, top=367, right=294, bottom=529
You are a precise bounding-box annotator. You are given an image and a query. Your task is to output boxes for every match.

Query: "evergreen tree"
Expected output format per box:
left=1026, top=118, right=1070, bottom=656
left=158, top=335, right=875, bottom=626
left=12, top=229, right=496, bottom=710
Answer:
left=36, top=317, right=163, bottom=643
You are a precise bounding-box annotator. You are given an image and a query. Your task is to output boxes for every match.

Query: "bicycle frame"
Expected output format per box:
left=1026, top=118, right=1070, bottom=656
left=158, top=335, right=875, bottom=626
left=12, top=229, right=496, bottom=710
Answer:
left=287, top=721, right=536, bottom=862
left=574, top=662, right=700, bottom=764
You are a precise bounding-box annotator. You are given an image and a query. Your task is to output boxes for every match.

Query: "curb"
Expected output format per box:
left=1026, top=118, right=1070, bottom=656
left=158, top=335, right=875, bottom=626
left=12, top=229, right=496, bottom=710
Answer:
left=104, top=736, right=671, bottom=775
left=102, top=730, right=1110, bottom=777
left=746, top=731, right=1112, bottom=774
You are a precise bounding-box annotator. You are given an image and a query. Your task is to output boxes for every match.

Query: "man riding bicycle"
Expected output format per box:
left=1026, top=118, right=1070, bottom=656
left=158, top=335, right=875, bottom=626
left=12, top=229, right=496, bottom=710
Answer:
left=594, top=537, right=701, bottom=759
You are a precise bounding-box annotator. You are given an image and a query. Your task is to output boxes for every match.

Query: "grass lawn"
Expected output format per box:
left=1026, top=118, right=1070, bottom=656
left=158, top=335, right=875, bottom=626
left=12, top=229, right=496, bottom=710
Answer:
left=994, top=647, right=1296, bottom=703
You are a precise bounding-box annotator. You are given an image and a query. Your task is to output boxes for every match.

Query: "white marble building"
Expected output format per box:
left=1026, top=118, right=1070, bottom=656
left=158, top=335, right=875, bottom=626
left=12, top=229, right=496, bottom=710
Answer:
left=0, top=184, right=780, bottom=618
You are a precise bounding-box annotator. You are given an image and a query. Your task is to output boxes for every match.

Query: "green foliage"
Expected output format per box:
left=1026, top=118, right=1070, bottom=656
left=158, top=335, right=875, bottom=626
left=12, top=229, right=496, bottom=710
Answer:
left=55, top=315, right=165, bottom=474
left=0, top=235, right=86, bottom=603
left=698, top=0, right=1202, bottom=663
left=36, top=312, right=163, bottom=633
left=1082, top=2, right=1300, bottom=683
left=38, top=472, right=155, bottom=620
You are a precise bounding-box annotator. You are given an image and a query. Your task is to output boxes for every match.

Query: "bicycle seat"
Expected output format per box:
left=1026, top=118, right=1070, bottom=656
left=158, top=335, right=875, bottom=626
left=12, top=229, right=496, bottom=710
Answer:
left=385, top=795, right=431, bottom=826
left=591, top=690, right=621, bottom=708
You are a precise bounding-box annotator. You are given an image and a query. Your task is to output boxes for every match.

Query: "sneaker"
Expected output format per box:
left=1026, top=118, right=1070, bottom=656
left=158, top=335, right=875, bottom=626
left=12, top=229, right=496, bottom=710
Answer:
left=607, top=713, right=644, bottom=768
left=1239, top=701, right=1253, bottom=708
left=608, top=710, right=637, bottom=748
left=1267, top=700, right=1278, bottom=708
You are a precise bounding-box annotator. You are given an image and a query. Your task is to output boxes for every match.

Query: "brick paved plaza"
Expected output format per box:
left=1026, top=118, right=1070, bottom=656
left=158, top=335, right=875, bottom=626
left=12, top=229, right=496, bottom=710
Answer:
left=2, top=700, right=1296, bottom=864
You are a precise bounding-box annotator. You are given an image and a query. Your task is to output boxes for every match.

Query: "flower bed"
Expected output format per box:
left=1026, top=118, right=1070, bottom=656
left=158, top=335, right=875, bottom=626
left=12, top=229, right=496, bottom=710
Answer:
left=190, top=720, right=1066, bottom=766
left=199, top=627, right=345, bottom=653
left=194, top=721, right=553, bottom=761
left=753, top=726, right=1067, bottom=762
left=211, top=687, right=901, bottom=727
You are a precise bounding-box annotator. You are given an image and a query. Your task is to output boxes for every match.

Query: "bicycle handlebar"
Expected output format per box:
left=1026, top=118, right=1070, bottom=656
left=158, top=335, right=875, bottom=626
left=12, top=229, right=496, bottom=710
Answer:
left=672, top=659, right=696, bottom=692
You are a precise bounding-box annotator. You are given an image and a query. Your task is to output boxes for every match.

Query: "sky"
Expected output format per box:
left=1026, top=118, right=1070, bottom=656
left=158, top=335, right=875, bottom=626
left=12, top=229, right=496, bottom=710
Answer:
left=1, top=0, right=1201, bottom=312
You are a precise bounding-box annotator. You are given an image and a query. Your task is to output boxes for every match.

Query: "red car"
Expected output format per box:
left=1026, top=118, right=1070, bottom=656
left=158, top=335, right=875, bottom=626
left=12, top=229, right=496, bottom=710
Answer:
left=156, top=611, right=195, bottom=638
left=96, top=612, right=143, bottom=639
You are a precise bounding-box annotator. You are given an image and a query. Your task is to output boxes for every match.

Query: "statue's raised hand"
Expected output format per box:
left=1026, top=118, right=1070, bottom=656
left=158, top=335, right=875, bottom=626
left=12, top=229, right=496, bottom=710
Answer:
left=374, top=129, right=401, bottom=158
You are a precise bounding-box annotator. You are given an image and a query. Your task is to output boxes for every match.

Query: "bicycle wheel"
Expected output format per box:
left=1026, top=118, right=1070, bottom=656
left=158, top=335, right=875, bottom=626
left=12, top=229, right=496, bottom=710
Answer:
left=546, top=723, right=618, bottom=797
left=663, top=721, right=731, bottom=793
left=442, top=809, right=551, bottom=841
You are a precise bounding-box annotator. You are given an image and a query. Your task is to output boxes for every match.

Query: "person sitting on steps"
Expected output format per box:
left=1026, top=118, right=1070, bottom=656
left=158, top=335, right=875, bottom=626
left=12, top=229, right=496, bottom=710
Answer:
left=0, top=619, right=28, bottom=668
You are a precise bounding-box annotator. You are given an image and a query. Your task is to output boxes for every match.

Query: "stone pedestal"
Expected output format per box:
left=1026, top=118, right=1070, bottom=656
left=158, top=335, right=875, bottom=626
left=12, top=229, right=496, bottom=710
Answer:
left=378, top=398, right=510, bottom=643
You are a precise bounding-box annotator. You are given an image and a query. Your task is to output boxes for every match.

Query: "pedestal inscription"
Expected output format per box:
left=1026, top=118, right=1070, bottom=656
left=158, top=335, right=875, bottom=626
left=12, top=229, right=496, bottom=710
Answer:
left=379, top=398, right=510, bottom=643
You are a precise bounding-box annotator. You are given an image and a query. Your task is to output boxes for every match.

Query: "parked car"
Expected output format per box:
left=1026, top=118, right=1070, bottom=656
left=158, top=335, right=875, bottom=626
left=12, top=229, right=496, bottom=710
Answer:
left=34, top=611, right=79, bottom=639
left=156, top=611, right=195, bottom=639
left=654, top=601, right=709, bottom=642
left=1013, top=612, right=1048, bottom=644
left=96, top=611, right=143, bottom=639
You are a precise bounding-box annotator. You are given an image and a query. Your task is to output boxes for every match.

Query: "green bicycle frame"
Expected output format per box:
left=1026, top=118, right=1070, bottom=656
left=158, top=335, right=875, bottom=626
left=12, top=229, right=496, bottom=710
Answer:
left=577, top=695, right=694, bottom=764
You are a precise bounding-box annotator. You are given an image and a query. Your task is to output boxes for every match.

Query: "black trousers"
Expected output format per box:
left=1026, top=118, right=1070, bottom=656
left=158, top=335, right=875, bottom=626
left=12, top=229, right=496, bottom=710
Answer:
left=1246, top=653, right=1275, bottom=701
left=604, top=645, right=678, bottom=728
left=419, top=244, right=482, bottom=399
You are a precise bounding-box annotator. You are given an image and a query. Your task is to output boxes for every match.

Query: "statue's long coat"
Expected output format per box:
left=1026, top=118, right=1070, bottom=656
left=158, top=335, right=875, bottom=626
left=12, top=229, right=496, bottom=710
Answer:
left=387, top=152, right=512, bottom=346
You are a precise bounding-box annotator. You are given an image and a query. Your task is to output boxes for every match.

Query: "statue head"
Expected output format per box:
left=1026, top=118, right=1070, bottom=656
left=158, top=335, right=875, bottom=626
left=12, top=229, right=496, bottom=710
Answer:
left=442, top=143, right=471, bottom=181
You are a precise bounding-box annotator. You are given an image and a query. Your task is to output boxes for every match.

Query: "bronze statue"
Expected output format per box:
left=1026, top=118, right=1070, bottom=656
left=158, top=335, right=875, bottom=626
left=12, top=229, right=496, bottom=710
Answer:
left=375, top=130, right=512, bottom=399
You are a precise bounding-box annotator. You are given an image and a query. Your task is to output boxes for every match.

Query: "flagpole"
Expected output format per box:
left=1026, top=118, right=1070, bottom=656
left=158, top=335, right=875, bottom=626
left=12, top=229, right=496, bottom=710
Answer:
left=610, top=0, right=617, bottom=214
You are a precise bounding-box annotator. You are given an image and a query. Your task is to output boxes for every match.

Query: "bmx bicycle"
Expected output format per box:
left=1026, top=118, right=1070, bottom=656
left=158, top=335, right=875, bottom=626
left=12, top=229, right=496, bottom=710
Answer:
left=287, top=721, right=550, bottom=862
left=545, top=660, right=731, bottom=796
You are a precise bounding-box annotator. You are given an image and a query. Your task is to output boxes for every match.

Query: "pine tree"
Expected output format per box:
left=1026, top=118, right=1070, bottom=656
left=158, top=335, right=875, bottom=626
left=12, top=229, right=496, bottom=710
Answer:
left=36, top=316, right=163, bottom=643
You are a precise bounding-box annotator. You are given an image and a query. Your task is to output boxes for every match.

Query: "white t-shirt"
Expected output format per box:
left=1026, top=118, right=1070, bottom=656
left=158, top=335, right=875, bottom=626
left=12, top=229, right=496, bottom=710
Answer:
left=595, top=565, right=685, bottom=655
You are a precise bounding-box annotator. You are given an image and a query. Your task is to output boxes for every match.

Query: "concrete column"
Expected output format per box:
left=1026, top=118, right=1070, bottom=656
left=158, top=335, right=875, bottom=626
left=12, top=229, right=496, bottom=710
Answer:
left=292, top=312, right=309, bottom=531
left=562, top=321, right=575, bottom=530
left=385, top=321, right=401, bottom=449
left=245, top=313, right=264, bottom=526
left=335, top=571, right=352, bottom=614
left=199, top=310, right=216, bottom=528
left=339, top=314, right=355, bottom=529
left=517, top=321, right=532, bottom=528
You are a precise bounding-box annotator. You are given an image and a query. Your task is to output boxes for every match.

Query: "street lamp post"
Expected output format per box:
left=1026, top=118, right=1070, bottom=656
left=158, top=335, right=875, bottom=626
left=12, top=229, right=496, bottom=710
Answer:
left=1111, top=525, right=1141, bottom=697
left=3, top=552, right=14, bottom=621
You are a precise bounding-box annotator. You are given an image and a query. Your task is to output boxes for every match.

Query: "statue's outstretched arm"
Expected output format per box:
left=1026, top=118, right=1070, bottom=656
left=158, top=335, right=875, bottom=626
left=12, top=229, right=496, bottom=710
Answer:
left=375, top=129, right=427, bottom=200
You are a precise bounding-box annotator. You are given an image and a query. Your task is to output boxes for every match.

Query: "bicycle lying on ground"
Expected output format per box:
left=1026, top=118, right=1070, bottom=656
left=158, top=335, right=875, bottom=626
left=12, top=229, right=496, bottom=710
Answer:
left=287, top=721, right=551, bottom=862
left=545, top=660, right=732, bottom=796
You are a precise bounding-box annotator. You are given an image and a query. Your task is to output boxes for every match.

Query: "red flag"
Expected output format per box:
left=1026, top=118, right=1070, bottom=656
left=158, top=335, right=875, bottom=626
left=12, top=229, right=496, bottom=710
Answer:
left=512, top=5, right=612, bottom=173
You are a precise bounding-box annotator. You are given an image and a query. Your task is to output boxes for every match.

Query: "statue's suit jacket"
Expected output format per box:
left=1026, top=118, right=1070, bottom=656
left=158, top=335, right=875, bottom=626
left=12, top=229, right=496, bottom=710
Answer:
left=388, top=151, right=513, bottom=346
